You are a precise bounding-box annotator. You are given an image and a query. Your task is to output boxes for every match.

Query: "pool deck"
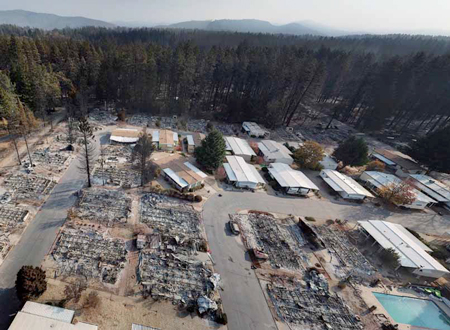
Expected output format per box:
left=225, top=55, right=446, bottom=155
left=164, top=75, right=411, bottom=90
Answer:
left=359, top=285, right=450, bottom=330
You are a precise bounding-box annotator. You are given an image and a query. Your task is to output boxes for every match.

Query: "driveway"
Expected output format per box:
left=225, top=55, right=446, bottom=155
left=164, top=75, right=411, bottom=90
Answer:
left=0, top=130, right=106, bottom=329
left=202, top=190, right=450, bottom=330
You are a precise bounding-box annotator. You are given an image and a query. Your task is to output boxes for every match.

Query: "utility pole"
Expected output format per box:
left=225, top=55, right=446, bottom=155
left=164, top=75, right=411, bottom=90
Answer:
left=22, top=132, right=33, bottom=167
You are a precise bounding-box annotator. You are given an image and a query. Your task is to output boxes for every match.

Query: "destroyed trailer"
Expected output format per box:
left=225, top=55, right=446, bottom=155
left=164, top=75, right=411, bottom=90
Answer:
left=140, top=194, right=204, bottom=251
left=232, top=213, right=309, bottom=271
left=139, top=251, right=221, bottom=315
left=92, top=166, right=140, bottom=188
left=268, top=271, right=363, bottom=330
left=75, top=189, right=132, bottom=226
left=51, top=227, right=127, bottom=284
left=3, top=173, right=56, bottom=200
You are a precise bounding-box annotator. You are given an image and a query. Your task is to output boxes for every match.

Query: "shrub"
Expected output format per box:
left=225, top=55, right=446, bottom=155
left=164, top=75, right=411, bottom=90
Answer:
left=194, top=195, right=203, bottom=202
left=83, top=291, right=100, bottom=309
left=64, top=279, right=87, bottom=303
left=16, top=266, right=47, bottom=302
left=305, top=216, right=316, bottom=222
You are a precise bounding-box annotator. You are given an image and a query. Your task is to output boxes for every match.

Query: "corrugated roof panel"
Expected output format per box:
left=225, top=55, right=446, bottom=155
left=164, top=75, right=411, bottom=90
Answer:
left=410, top=174, right=450, bottom=202
left=372, top=153, right=396, bottom=166
left=223, top=163, right=237, bottom=182
left=152, top=130, right=160, bottom=143
left=258, top=140, right=293, bottom=161
left=163, top=168, right=188, bottom=188
left=321, top=170, right=373, bottom=197
left=132, top=324, right=161, bottom=330
left=268, top=163, right=318, bottom=190
left=224, top=137, right=255, bottom=157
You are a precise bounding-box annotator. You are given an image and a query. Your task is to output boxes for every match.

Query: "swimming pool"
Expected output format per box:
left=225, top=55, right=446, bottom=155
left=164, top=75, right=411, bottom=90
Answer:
left=373, top=292, right=450, bottom=330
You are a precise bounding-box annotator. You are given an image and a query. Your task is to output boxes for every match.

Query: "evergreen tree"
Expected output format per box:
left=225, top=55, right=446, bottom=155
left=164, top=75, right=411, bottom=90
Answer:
left=333, top=136, right=369, bottom=167
left=195, top=129, right=226, bottom=172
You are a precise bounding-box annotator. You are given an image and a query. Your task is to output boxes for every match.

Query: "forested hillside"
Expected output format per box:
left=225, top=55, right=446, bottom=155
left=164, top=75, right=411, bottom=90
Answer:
left=1, top=25, right=450, bottom=136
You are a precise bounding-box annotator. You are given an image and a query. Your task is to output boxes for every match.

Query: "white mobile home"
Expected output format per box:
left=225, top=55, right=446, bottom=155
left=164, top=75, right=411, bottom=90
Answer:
left=224, top=136, right=256, bottom=162
left=359, top=220, right=449, bottom=278
left=320, top=169, right=373, bottom=200
left=360, top=171, right=436, bottom=209
left=268, top=163, right=318, bottom=196
left=258, top=140, right=293, bottom=165
left=241, top=121, right=269, bottom=138
left=110, top=128, right=140, bottom=144
left=223, top=156, right=265, bottom=189
left=409, top=174, right=450, bottom=210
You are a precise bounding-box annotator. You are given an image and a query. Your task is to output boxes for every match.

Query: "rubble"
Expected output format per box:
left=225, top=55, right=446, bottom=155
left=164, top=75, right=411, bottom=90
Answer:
left=100, top=145, right=133, bottom=164
left=88, top=108, right=118, bottom=125
left=314, top=225, right=376, bottom=282
left=29, top=148, right=69, bottom=171
left=76, top=189, right=131, bottom=226
left=267, top=271, right=362, bottom=330
left=51, top=226, right=127, bottom=284
left=0, top=204, right=29, bottom=228
left=232, top=213, right=309, bottom=271
left=3, top=173, right=56, bottom=200
left=140, top=193, right=202, bottom=249
left=92, top=166, right=140, bottom=188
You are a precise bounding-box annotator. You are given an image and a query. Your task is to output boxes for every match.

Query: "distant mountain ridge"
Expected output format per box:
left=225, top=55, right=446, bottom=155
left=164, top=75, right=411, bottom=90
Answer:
left=158, top=19, right=325, bottom=36
left=0, top=9, right=115, bottom=29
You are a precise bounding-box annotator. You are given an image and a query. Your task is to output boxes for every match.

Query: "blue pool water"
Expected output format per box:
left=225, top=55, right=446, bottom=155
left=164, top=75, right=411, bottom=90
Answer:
left=373, top=292, right=450, bottom=330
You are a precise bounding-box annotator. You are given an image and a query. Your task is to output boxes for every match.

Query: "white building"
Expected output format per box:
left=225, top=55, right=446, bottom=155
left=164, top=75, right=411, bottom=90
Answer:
left=223, top=155, right=265, bottom=189
left=371, top=149, right=426, bottom=177
left=360, top=171, right=436, bottom=209
left=409, top=174, right=450, bottom=210
left=152, top=129, right=179, bottom=151
left=320, top=169, right=373, bottom=200
left=110, top=128, right=140, bottom=144
left=224, top=136, right=256, bottom=162
left=242, top=121, right=269, bottom=138
left=268, top=163, right=318, bottom=196
left=258, top=140, right=293, bottom=165
left=9, top=301, right=98, bottom=330
left=358, top=220, right=449, bottom=278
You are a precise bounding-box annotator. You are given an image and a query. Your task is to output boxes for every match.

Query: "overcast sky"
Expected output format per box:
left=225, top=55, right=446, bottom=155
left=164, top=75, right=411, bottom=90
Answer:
left=1, top=0, right=450, bottom=33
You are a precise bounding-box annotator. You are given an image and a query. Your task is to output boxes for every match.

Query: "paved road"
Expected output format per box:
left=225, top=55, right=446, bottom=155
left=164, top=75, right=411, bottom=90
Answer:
left=0, top=131, right=105, bottom=329
left=202, top=190, right=450, bottom=330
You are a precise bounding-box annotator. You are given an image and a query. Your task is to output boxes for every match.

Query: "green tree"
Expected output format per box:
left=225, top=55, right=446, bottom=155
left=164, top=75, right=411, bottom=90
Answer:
left=293, top=141, right=324, bottom=170
left=332, top=136, right=369, bottom=167
left=407, top=126, right=450, bottom=173
left=77, top=116, right=96, bottom=187
left=15, top=266, right=47, bottom=302
left=195, top=129, right=226, bottom=172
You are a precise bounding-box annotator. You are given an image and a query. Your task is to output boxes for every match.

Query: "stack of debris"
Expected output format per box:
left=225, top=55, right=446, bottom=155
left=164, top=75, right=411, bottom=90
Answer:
left=3, top=173, right=56, bottom=200
left=30, top=148, right=69, bottom=170
left=51, top=227, right=127, bottom=284
left=268, top=271, right=362, bottom=330
left=76, top=189, right=131, bottom=226
left=93, top=166, right=140, bottom=188
left=232, top=213, right=309, bottom=271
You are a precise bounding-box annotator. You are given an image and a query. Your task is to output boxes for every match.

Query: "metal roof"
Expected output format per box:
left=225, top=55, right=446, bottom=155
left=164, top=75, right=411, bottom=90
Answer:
left=224, top=156, right=264, bottom=184
left=242, top=121, right=266, bottom=136
left=258, top=140, right=293, bottom=161
left=373, top=149, right=422, bottom=171
left=186, top=135, right=195, bottom=146
left=268, top=163, right=318, bottom=190
left=321, top=170, right=373, bottom=197
left=110, top=129, right=140, bottom=143
left=8, top=312, right=98, bottom=330
left=22, top=302, right=74, bottom=323
left=409, top=174, right=450, bottom=203
left=363, top=171, right=436, bottom=204
left=358, top=220, right=448, bottom=273
left=152, top=130, right=160, bottom=143
left=184, top=162, right=207, bottom=178
left=163, top=168, right=189, bottom=188
left=224, top=137, right=256, bottom=157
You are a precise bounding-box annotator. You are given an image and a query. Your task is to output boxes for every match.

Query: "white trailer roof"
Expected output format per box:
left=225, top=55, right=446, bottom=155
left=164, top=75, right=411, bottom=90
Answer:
left=242, top=121, right=266, bottom=136
left=258, top=140, right=293, bottom=161
left=163, top=168, right=188, bottom=188
left=268, top=163, right=318, bottom=190
left=110, top=129, right=140, bottom=143
left=358, top=220, right=448, bottom=273
left=184, top=162, right=207, bottom=178
left=321, top=170, right=373, bottom=197
left=224, top=156, right=264, bottom=184
left=409, top=174, right=450, bottom=203
left=9, top=312, right=97, bottom=330
left=363, top=171, right=436, bottom=204
left=152, top=130, right=160, bottom=143
left=186, top=135, right=195, bottom=146
left=224, top=137, right=256, bottom=157
left=21, top=302, right=74, bottom=323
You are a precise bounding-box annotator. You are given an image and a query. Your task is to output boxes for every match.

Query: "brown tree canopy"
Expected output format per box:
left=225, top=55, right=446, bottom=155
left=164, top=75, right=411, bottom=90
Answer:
left=293, top=141, right=324, bottom=170
left=15, top=265, right=47, bottom=302
left=377, top=181, right=416, bottom=206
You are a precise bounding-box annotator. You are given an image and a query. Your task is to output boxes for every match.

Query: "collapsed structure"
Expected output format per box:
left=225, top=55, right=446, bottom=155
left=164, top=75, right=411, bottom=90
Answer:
left=223, top=156, right=265, bottom=190
left=360, top=171, right=436, bottom=209
left=268, top=163, right=319, bottom=196
left=3, top=173, right=56, bottom=200
left=320, top=169, right=374, bottom=200
left=358, top=220, right=449, bottom=278
left=224, top=136, right=256, bottom=162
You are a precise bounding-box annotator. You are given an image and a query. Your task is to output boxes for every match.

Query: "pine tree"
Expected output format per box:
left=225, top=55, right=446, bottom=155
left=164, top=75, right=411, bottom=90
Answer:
left=194, top=129, right=226, bottom=172
left=333, top=136, right=369, bottom=167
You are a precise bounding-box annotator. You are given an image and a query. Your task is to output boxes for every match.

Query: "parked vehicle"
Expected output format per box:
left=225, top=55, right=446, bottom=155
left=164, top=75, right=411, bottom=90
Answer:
left=229, top=221, right=240, bottom=235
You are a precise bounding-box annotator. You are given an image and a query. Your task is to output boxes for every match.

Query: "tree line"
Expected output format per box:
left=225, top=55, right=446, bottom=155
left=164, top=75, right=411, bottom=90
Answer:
left=2, top=25, right=450, bottom=137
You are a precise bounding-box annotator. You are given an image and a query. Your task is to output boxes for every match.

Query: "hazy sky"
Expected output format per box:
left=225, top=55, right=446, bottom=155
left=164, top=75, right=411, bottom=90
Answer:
left=1, top=0, right=450, bottom=32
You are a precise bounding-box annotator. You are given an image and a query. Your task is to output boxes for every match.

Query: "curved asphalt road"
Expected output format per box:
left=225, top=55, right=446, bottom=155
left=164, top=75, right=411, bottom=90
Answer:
left=202, top=190, right=450, bottom=330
